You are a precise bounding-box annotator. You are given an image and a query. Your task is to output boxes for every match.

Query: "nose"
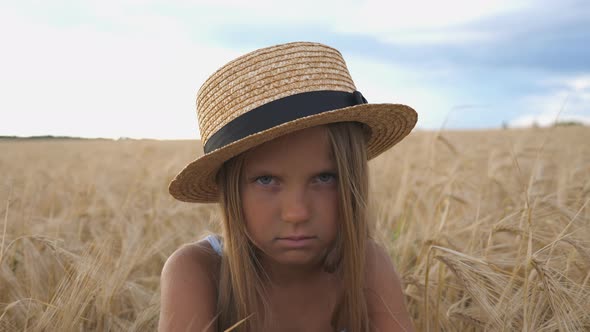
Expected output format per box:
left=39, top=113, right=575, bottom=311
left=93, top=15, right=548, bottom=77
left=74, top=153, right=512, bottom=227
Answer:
left=280, top=187, right=311, bottom=224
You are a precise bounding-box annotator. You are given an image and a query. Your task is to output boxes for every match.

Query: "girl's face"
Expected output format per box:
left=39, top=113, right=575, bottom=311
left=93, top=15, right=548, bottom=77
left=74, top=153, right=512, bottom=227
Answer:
left=240, top=125, right=339, bottom=268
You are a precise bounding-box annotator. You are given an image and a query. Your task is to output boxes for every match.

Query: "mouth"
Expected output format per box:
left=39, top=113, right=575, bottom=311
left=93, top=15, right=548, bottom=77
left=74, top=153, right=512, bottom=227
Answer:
left=278, top=235, right=315, bottom=241
left=276, top=236, right=316, bottom=248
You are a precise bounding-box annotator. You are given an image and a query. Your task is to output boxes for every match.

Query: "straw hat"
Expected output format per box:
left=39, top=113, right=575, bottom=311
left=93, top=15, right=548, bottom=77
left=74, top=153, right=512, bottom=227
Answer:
left=169, top=41, right=417, bottom=203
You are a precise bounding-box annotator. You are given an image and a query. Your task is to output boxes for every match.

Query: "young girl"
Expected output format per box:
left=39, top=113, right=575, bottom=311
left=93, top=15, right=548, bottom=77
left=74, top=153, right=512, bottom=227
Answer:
left=159, top=42, right=417, bottom=332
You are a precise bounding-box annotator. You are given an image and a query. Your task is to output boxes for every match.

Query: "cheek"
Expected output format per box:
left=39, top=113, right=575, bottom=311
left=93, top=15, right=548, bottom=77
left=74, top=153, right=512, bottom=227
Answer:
left=312, top=187, right=339, bottom=224
left=241, top=187, right=275, bottom=229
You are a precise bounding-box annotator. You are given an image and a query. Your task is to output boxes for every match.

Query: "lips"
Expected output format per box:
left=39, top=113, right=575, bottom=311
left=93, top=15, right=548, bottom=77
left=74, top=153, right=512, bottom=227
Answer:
left=279, top=235, right=315, bottom=241
left=276, top=236, right=316, bottom=249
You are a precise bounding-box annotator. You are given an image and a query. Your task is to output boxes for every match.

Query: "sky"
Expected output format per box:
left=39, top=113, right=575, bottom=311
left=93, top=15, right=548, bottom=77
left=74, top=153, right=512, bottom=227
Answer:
left=1, top=0, right=589, bottom=139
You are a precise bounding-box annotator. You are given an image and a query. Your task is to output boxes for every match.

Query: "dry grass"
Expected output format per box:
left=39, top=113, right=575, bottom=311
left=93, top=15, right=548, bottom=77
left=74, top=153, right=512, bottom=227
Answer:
left=1, top=126, right=589, bottom=331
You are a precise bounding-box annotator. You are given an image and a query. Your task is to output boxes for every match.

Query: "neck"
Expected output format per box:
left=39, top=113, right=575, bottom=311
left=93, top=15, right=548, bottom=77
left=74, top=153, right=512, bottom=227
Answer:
left=259, top=255, right=326, bottom=288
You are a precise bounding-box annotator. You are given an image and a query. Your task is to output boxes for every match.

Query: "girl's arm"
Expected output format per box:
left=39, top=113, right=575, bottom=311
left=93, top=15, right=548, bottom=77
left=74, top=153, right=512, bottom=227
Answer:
left=159, top=243, right=218, bottom=332
left=365, top=240, right=415, bottom=332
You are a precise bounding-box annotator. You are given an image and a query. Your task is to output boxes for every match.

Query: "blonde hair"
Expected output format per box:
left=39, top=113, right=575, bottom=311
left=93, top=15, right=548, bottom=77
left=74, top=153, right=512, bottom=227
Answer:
left=215, top=122, right=370, bottom=331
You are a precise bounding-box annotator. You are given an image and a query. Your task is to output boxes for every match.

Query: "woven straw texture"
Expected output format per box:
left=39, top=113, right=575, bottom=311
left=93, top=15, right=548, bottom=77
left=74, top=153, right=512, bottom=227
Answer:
left=169, top=41, right=418, bottom=203
left=198, top=42, right=356, bottom=144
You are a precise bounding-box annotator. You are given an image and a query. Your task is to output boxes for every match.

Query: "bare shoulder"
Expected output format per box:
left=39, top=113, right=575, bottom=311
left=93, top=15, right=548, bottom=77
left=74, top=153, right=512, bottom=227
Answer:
left=159, top=239, right=221, bottom=332
left=365, top=239, right=415, bottom=332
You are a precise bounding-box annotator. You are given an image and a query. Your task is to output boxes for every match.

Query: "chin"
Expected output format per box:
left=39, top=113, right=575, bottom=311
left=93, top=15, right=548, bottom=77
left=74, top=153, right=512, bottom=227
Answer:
left=273, top=252, right=324, bottom=267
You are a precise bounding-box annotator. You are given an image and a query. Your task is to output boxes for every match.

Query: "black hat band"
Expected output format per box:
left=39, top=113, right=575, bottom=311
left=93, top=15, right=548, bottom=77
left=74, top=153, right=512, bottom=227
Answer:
left=203, top=90, right=368, bottom=154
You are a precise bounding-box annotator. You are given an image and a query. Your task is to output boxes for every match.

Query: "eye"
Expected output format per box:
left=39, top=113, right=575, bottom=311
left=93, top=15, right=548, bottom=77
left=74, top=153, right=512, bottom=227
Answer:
left=255, top=175, right=275, bottom=185
left=316, top=173, right=337, bottom=184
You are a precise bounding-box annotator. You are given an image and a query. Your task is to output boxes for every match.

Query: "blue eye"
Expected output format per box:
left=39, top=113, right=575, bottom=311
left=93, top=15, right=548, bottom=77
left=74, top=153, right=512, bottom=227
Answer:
left=316, top=173, right=336, bottom=183
left=256, top=176, right=274, bottom=185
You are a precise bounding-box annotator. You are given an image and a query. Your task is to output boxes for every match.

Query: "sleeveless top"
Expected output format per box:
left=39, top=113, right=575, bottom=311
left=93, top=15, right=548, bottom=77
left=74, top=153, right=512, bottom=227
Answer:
left=205, top=234, right=223, bottom=256
left=203, top=235, right=348, bottom=332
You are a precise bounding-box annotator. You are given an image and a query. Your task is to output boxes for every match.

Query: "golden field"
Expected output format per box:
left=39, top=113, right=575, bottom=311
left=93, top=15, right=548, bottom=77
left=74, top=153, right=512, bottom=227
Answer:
left=1, top=126, right=589, bottom=331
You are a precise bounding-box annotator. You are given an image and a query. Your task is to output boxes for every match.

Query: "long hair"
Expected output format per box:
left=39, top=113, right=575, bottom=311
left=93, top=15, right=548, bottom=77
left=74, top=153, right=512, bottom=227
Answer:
left=215, top=122, right=370, bottom=331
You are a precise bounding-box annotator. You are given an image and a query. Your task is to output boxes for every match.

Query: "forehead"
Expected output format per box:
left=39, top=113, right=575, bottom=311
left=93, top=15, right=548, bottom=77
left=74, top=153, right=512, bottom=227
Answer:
left=242, top=126, right=334, bottom=168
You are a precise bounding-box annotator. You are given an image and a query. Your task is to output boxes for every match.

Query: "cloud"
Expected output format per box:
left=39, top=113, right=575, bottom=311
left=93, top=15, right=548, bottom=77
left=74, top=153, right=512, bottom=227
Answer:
left=331, top=0, right=533, bottom=44
left=510, top=74, right=590, bottom=127
left=0, top=5, right=243, bottom=139
left=215, top=0, right=533, bottom=45
left=344, top=55, right=459, bottom=128
left=1, top=0, right=588, bottom=137
left=207, top=0, right=590, bottom=73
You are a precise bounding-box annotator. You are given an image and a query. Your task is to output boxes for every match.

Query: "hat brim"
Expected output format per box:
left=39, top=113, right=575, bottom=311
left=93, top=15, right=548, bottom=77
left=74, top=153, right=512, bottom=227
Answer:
left=169, top=103, right=417, bottom=203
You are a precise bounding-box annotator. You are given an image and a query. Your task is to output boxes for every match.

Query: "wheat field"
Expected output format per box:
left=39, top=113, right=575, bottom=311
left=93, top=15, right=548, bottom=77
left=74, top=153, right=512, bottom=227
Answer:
left=1, top=126, right=589, bottom=331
